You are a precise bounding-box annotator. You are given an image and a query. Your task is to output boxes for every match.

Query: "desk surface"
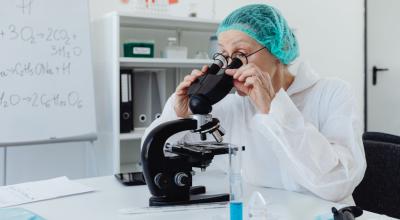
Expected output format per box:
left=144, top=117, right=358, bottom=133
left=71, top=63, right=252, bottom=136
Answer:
left=18, top=171, right=392, bottom=220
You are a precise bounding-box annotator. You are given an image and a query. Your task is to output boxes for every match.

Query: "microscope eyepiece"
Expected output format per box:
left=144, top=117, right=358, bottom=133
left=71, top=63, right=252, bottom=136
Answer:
left=188, top=57, right=243, bottom=115
left=212, top=53, right=228, bottom=69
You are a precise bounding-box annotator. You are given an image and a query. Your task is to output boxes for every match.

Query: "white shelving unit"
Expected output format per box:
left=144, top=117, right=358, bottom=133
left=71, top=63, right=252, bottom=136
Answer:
left=91, top=12, right=219, bottom=175
left=119, top=57, right=213, bottom=68
left=119, top=127, right=146, bottom=140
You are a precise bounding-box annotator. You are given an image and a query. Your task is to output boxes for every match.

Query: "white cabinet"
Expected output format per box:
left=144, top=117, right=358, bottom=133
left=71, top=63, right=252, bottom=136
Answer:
left=91, top=12, right=219, bottom=174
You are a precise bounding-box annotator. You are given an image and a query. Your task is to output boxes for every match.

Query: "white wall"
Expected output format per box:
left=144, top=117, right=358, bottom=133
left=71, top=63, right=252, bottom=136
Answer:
left=89, top=0, right=365, bottom=118
left=0, top=148, right=4, bottom=185
left=5, top=143, right=91, bottom=184
left=269, top=0, right=364, bottom=117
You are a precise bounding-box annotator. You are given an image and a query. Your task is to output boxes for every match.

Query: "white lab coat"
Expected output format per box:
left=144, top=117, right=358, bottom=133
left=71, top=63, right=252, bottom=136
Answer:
left=142, top=62, right=366, bottom=203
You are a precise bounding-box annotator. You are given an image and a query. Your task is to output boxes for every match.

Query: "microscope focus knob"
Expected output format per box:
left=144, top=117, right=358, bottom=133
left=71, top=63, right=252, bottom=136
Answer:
left=154, top=173, right=168, bottom=189
left=174, top=172, right=189, bottom=187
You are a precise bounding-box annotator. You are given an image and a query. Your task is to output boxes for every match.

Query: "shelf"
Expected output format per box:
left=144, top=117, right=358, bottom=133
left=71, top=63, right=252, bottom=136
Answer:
left=119, top=57, right=212, bottom=68
left=116, top=12, right=220, bottom=32
left=120, top=128, right=146, bottom=140
left=92, top=12, right=219, bottom=174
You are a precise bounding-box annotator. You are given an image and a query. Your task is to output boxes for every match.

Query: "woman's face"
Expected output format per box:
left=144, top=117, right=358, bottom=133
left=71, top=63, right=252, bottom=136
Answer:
left=218, top=30, right=284, bottom=96
left=218, top=30, right=281, bottom=95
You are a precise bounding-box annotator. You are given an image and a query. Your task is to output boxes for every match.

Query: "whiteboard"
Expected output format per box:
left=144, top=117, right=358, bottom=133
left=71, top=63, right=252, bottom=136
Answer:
left=0, top=0, right=97, bottom=146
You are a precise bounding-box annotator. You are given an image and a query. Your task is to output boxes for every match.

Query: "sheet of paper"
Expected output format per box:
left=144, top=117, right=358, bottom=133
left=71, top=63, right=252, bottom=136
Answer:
left=0, top=176, right=94, bottom=207
left=119, top=203, right=283, bottom=220
left=118, top=202, right=229, bottom=215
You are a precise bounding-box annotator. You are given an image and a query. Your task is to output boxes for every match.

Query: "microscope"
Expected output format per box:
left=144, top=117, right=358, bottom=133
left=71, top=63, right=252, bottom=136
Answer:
left=141, top=54, right=243, bottom=206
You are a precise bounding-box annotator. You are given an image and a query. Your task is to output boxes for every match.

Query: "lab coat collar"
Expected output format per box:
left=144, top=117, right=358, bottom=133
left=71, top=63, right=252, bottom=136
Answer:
left=286, top=61, right=320, bottom=96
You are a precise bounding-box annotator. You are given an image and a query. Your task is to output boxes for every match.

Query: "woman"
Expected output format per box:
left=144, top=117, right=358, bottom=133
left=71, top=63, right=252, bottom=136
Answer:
left=142, top=4, right=366, bottom=203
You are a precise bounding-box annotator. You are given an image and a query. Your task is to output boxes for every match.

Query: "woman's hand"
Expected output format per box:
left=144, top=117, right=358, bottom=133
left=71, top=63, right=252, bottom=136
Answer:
left=225, top=63, right=275, bottom=114
left=174, top=65, right=208, bottom=117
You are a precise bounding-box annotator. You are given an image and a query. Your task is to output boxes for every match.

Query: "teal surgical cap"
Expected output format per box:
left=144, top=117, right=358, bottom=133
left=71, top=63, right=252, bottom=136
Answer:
left=217, top=4, right=299, bottom=65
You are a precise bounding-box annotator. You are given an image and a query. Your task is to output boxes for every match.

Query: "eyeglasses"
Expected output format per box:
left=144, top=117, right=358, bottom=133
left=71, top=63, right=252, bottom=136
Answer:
left=212, top=47, right=266, bottom=69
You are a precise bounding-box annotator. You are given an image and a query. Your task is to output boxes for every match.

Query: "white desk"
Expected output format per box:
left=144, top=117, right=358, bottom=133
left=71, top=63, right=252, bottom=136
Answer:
left=18, top=171, right=392, bottom=220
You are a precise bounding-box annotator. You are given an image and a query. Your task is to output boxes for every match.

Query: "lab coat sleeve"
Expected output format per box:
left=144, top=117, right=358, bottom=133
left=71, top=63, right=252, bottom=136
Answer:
left=251, top=85, right=366, bottom=202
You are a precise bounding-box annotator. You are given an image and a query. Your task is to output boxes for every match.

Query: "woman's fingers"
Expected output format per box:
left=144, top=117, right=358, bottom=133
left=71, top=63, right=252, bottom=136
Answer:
left=186, top=69, right=205, bottom=82
left=184, top=75, right=196, bottom=83
left=191, top=67, right=207, bottom=76
left=201, top=65, right=208, bottom=73
left=226, top=64, right=252, bottom=78
left=238, top=68, right=260, bottom=82
left=176, top=80, right=191, bottom=93
left=231, top=64, right=257, bottom=80
left=176, top=68, right=206, bottom=94
left=175, top=77, right=191, bottom=93
left=225, top=69, right=236, bottom=76
left=233, top=79, right=250, bottom=94
left=243, top=75, right=257, bottom=87
left=190, top=68, right=205, bottom=77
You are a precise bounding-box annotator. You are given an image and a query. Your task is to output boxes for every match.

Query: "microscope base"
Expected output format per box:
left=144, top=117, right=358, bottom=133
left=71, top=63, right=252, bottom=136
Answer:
left=149, top=193, right=229, bottom=206
left=149, top=186, right=229, bottom=206
left=189, top=185, right=206, bottom=195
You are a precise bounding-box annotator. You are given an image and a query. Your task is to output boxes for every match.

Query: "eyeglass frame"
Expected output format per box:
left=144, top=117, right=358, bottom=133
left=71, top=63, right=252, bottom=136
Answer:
left=212, top=47, right=266, bottom=69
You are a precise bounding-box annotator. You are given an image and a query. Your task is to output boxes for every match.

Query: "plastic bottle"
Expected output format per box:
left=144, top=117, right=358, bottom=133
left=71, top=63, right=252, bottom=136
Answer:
left=162, top=37, right=187, bottom=58
left=188, top=2, right=198, bottom=17
left=248, top=191, right=268, bottom=220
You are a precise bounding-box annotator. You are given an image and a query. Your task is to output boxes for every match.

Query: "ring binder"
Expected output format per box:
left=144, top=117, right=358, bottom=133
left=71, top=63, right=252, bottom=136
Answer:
left=120, top=69, right=134, bottom=133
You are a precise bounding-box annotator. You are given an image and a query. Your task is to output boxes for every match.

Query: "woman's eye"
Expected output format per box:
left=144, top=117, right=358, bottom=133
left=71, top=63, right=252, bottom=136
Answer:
left=232, top=52, right=247, bottom=58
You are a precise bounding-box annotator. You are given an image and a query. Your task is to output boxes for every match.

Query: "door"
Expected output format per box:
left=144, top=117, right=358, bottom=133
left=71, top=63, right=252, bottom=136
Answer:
left=367, top=0, right=400, bottom=134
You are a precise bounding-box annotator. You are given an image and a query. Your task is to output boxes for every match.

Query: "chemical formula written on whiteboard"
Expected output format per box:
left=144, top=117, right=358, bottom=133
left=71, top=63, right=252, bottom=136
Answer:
left=0, top=91, right=83, bottom=109
left=0, top=61, right=71, bottom=78
left=16, top=0, right=34, bottom=15
left=0, top=24, right=83, bottom=58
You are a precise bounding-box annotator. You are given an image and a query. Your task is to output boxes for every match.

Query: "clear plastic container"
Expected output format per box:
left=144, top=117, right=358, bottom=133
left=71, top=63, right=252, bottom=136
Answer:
left=248, top=191, right=268, bottom=220
left=162, top=37, right=188, bottom=59
left=194, top=51, right=209, bottom=59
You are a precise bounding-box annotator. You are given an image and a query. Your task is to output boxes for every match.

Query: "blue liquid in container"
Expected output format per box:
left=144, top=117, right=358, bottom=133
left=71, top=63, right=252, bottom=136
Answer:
left=230, top=201, right=243, bottom=220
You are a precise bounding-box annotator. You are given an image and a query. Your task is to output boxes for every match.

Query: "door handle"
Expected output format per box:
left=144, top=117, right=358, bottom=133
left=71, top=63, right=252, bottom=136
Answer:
left=372, top=66, right=389, bottom=85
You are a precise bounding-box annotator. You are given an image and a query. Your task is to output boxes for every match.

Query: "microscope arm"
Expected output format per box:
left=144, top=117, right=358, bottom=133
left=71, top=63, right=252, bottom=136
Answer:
left=141, top=118, right=197, bottom=197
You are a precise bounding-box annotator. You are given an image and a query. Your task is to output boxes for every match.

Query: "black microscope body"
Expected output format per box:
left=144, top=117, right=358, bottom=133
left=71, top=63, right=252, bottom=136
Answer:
left=141, top=57, right=243, bottom=206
